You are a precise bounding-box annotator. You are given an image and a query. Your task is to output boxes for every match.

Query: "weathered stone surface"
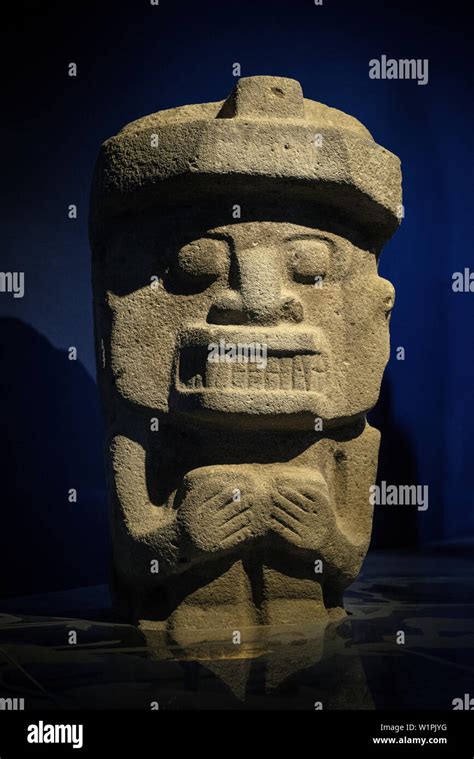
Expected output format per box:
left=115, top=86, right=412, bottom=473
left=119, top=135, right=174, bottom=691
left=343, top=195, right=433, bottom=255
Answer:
left=89, top=76, right=402, bottom=635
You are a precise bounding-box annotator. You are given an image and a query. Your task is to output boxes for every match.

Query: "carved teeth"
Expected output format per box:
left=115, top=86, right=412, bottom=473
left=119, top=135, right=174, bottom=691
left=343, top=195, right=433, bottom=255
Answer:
left=302, top=355, right=313, bottom=388
left=232, top=363, right=247, bottom=388
left=293, top=355, right=306, bottom=390
left=183, top=354, right=323, bottom=391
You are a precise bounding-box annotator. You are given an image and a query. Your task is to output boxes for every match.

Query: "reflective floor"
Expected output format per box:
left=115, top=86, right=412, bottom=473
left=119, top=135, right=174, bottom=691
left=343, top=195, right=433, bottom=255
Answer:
left=1, top=546, right=473, bottom=710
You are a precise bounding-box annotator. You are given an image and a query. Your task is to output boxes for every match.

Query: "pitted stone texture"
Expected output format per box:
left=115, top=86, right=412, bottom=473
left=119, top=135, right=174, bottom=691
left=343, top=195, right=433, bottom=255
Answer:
left=102, top=221, right=394, bottom=425
left=90, top=76, right=402, bottom=248
left=90, top=76, right=402, bottom=632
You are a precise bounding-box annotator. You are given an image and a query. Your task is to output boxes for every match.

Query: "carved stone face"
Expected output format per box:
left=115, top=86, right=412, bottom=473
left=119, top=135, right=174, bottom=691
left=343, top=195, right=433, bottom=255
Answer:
left=90, top=76, right=402, bottom=637
left=104, top=218, right=394, bottom=429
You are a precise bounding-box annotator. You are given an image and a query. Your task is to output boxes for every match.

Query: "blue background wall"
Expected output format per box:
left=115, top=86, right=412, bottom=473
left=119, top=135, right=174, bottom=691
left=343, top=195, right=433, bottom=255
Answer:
left=1, top=0, right=472, bottom=594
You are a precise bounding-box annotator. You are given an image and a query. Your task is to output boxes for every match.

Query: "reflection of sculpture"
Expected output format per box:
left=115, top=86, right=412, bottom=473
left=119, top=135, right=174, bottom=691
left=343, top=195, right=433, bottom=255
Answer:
left=142, top=616, right=374, bottom=706
left=89, top=76, right=402, bottom=635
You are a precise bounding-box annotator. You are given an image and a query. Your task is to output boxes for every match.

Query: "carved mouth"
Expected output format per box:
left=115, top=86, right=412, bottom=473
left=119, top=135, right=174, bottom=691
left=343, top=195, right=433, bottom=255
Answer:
left=178, top=346, right=326, bottom=392
left=172, top=329, right=331, bottom=425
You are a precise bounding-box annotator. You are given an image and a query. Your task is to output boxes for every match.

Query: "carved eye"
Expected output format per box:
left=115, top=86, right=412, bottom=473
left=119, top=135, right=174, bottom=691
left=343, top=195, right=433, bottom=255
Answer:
left=289, top=239, right=331, bottom=284
left=177, top=238, right=229, bottom=282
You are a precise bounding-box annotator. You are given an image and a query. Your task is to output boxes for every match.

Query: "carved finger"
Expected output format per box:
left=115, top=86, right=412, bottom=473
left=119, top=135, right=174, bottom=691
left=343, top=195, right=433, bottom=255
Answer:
left=276, top=484, right=326, bottom=512
left=273, top=488, right=309, bottom=515
left=271, top=499, right=302, bottom=538
left=216, top=502, right=251, bottom=528
left=196, top=488, right=236, bottom=515
left=220, top=518, right=254, bottom=546
left=272, top=493, right=306, bottom=524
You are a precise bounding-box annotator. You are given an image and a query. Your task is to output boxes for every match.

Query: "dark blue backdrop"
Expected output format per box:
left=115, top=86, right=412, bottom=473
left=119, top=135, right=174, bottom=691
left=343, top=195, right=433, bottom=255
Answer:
left=1, top=0, right=472, bottom=595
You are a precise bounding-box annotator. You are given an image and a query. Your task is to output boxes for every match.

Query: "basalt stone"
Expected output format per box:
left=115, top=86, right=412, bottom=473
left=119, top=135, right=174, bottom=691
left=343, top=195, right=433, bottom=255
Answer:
left=89, top=76, right=402, bottom=637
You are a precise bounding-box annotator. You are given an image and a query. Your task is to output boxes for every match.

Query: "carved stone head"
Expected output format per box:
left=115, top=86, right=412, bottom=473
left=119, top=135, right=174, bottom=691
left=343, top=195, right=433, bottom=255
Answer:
left=90, top=76, right=402, bottom=637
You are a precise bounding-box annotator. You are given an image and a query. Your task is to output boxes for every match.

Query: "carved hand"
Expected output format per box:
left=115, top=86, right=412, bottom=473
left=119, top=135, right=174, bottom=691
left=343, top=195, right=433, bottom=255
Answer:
left=269, top=470, right=333, bottom=552
left=177, top=467, right=259, bottom=555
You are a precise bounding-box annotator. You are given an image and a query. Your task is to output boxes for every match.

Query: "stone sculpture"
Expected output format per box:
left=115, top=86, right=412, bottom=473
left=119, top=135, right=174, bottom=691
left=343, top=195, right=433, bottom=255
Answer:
left=89, top=76, right=402, bottom=638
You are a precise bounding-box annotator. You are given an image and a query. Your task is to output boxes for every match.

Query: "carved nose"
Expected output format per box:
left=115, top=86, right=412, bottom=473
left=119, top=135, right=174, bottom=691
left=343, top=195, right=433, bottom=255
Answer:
left=207, top=246, right=304, bottom=325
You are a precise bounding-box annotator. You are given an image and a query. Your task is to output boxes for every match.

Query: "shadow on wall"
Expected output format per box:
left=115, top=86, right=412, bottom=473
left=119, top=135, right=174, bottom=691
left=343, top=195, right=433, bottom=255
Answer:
left=369, top=374, right=418, bottom=549
left=0, top=318, right=109, bottom=597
